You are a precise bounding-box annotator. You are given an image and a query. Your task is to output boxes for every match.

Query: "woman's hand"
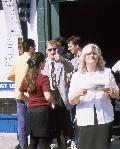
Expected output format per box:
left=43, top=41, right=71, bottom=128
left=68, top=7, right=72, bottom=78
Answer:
left=79, top=88, right=87, bottom=96
left=18, top=92, right=28, bottom=100
left=104, top=86, right=118, bottom=98
left=69, top=88, right=87, bottom=105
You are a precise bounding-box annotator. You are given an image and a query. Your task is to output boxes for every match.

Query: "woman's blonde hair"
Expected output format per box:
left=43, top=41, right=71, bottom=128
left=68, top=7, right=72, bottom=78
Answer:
left=79, top=44, right=106, bottom=73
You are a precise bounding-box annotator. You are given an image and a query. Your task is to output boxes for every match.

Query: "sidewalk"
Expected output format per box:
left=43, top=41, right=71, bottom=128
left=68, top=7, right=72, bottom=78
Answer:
left=0, top=133, right=120, bottom=149
left=0, top=133, right=18, bottom=149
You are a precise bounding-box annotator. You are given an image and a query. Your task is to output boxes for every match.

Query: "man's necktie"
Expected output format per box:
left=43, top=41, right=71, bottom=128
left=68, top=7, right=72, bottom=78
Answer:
left=51, top=62, right=56, bottom=89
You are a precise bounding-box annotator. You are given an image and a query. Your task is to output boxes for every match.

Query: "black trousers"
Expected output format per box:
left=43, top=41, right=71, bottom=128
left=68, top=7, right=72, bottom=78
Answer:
left=77, top=107, right=113, bottom=149
left=29, top=136, right=49, bottom=149
left=50, top=105, right=68, bottom=141
left=50, top=90, right=68, bottom=143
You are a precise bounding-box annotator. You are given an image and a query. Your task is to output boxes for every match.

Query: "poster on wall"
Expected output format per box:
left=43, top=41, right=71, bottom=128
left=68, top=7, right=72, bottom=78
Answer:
left=0, top=10, right=17, bottom=98
left=0, top=0, right=38, bottom=98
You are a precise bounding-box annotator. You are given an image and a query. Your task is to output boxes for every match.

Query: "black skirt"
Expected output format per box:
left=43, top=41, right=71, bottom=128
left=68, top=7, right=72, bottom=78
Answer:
left=26, top=106, right=51, bottom=138
left=77, top=107, right=113, bottom=149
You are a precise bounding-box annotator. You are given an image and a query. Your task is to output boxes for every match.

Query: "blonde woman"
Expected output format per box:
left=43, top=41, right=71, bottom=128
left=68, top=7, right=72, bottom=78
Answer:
left=68, top=44, right=119, bottom=149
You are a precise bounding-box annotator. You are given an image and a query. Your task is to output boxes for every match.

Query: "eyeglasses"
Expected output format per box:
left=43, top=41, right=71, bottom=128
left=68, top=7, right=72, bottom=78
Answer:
left=47, top=48, right=57, bottom=52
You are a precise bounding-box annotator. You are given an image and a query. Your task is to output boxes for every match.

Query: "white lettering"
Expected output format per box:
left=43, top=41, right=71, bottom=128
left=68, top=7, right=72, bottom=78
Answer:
left=0, top=84, right=7, bottom=89
left=9, top=83, right=15, bottom=89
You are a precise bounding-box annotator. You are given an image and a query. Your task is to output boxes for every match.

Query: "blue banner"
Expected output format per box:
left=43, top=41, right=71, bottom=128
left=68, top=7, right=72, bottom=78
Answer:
left=0, top=82, right=15, bottom=90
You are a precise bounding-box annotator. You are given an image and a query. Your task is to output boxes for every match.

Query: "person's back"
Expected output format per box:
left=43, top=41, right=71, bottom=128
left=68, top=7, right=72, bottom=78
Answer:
left=28, top=74, right=52, bottom=108
left=19, top=52, right=53, bottom=149
left=7, top=38, right=36, bottom=149
left=8, top=39, right=36, bottom=99
left=8, top=53, right=30, bottom=98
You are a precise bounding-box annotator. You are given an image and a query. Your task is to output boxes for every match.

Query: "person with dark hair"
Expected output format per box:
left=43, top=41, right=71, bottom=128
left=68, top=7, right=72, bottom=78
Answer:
left=7, top=38, right=36, bottom=149
left=55, top=37, right=74, bottom=60
left=66, top=36, right=83, bottom=148
left=67, top=35, right=82, bottom=72
left=67, top=36, right=81, bottom=48
left=68, top=44, right=119, bottom=149
left=22, top=38, right=36, bottom=54
left=19, top=52, right=54, bottom=149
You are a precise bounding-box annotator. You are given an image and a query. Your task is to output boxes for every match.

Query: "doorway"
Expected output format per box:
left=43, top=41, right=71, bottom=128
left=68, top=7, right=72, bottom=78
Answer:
left=59, top=1, right=120, bottom=67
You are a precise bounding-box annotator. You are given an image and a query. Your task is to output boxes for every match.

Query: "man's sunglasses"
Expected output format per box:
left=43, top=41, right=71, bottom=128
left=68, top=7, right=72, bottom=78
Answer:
left=47, top=48, right=57, bottom=52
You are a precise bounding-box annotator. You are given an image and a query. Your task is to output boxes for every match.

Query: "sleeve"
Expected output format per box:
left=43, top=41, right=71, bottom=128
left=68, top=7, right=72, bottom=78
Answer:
left=62, top=59, right=73, bottom=73
left=19, top=77, right=27, bottom=92
left=68, top=73, right=79, bottom=100
left=7, top=62, right=15, bottom=81
left=108, top=69, right=119, bottom=90
left=42, top=76, right=51, bottom=92
left=112, top=61, right=120, bottom=73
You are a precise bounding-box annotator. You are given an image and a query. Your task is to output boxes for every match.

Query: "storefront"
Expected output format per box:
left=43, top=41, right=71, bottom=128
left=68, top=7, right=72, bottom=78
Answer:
left=37, top=0, right=120, bottom=66
left=0, top=1, right=17, bottom=132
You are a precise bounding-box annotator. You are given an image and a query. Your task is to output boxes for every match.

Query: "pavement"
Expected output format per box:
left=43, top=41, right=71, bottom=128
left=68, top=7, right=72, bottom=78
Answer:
left=0, top=133, right=120, bottom=149
left=0, top=133, right=18, bottom=149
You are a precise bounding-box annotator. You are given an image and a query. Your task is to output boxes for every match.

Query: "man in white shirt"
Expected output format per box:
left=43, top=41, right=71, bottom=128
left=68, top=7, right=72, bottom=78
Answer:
left=112, top=60, right=120, bottom=73
left=67, top=36, right=82, bottom=148
left=112, top=60, right=120, bottom=87
left=67, top=35, right=82, bottom=72
left=43, top=40, right=73, bottom=148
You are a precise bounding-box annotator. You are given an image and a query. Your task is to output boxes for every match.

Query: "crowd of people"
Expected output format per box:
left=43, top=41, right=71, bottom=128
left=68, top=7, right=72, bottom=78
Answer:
left=7, top=36, right=119, bottom=149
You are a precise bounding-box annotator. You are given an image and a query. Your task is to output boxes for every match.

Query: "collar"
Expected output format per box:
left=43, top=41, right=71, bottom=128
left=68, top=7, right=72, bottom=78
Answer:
left=46, top=57, right=55, bottom=66
left=46, top=57, right=60, bottom=65
left=46, top=57, right=55, bottom=64
left=76, top=50, right=81, bottom=58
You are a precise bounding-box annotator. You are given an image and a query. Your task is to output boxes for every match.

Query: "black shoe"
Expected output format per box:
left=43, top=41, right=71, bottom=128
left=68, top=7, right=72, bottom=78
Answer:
left=50, top=138, right=58, bottom=149
left=15, top=144, right=21, bottom=149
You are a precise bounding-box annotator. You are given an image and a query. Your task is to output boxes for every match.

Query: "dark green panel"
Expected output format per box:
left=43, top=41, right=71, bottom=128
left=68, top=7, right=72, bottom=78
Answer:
left=49, top=0, right=79, bottom=3
left=0, top=0, right=3, bottom=10
left=49, top=0, right=89, bottom=3
left=37, top=0, right=51, bottom=54
left=49, top=0, right=112, bottom=3
left=50, top=3, right=60, bottom=39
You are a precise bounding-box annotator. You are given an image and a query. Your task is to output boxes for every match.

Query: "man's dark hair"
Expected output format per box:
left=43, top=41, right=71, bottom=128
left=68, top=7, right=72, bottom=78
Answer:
left=67, top=36, right=81, bottom=47
left=22, top=39, right=35, bottom=52
left=55, top=37, right=67, bottom=47
left=55, top=37, right=68, bottom=52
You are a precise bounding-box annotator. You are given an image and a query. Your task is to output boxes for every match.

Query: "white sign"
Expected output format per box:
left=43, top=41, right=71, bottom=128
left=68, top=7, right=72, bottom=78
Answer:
left=0, top=82, right=15, bottom=90
left=0, top=10, right=17, bottom=98
left=28, top=0, right=38, bottom=50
